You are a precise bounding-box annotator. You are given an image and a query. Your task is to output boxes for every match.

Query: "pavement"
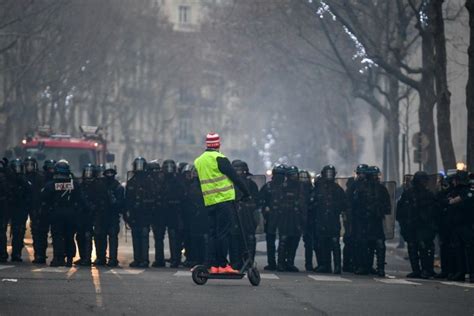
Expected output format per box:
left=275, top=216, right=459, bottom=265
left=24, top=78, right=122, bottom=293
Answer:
left=1, top=234, right=473, bottom=316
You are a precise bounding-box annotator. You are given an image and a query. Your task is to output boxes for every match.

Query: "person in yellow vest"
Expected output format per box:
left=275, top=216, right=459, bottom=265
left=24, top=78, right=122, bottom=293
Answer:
left=194, top=133, right=250, bottom=274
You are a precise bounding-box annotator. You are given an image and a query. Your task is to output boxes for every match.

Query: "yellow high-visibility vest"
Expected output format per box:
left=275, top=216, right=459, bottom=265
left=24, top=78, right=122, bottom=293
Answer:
left=194, top=151, right=236, bottom=206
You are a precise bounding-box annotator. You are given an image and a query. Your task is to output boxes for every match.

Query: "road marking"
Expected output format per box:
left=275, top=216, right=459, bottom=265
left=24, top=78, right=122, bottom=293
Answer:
left=104, top=268, right=145, bottom=275
left=375, top=278, right=421, bottom=285
left=260, top=273, right=279, bottom=280
left=174, top=271, right=192, bottom=277
left=308, top=275, right=352, bottom=282
left=32, top=267, right=71, bottom=273
left=0, top=265, right=15, bottom=270
left=91, top=267, right=103, bottom=308
left=440, top=281, right=474, bottom=289
left=66, top=267, right=78, bottom=279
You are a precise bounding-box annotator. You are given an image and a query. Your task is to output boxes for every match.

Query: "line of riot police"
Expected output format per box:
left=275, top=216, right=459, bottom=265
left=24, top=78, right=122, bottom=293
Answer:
left=397, top=170, right=474, bottom=283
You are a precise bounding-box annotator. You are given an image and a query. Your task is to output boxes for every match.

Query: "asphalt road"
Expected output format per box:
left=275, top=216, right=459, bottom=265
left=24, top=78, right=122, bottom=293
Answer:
left=1, top=236, right=473, bottom=316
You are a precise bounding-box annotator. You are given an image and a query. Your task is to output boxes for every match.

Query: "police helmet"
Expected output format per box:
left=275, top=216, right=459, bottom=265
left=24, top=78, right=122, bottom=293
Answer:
left=147, top=160, right=161, bottom=173
left=43, top=160, right=56, bottom=173
left=23, top=156, right=38, bottom=173
left=162, top=159, right=177, bottom=174
left=10, top=158, right=23, bottom=174
left=321, top=165, right=336, bottom=180
left=82, top=163, right=95, bottom=179
left=132, top=157, right=147, bottom=172
left=55, top=160, right=71, bottom=175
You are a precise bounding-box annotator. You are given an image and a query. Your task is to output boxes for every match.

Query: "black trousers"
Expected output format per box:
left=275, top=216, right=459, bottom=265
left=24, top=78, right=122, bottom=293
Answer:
left=207, top=201, right=233, bottom=267
left=51, top=212, right=76, bottom=261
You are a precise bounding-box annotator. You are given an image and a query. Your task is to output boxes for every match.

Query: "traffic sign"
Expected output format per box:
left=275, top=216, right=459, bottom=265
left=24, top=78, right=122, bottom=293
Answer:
left=412, top=132, right=429, bottom=149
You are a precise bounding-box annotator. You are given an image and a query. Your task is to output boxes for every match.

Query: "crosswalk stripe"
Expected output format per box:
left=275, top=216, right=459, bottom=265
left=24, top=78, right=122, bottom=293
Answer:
left=105, top=268, right=145, bottom=275
left=174, top=271, right=192, bottom=277
left=260, top=273, right=279, bottom=280
left=308, top=275, right=352, bottom=282
left=440, top=281, right=474, bottom=289
left=32, top=267, right=72, bottom=273
left=375, top=278, right=421, bottom=285
left=0, top=265, right=15, bottom=270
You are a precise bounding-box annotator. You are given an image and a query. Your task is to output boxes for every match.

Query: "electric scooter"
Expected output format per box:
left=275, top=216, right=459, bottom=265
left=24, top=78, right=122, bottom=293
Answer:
left=191, top=201, right=261, bottom=286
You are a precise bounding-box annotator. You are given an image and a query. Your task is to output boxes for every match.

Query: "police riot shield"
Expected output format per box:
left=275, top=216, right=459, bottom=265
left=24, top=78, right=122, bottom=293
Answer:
left=249, top=175, right=267, bottom=190
left=382, top=181, right=397, bottom=240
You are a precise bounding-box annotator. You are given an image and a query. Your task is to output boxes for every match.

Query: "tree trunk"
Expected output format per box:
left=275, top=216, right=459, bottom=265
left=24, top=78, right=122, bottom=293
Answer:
left=467, top=0, right=474, bottom=172
left=418, top=4, right=438, bottom=173
left=433, top=0, right=457, bottom=170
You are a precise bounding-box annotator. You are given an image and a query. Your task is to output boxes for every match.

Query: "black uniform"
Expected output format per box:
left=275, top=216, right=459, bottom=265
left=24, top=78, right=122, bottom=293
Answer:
left=184, top=176, right=209, bottom=266
left=352, top=178, right=391, bottom=276
left=229, top=175, right=259, bottom=269
left=150, top=169, right=166, bottom=267
left=161, top=173, right=186, bottom=267
left=25, top=171, right=47, bottom=263
left=301, top=178, right=314, bottom=271
left=434, top=185, right=455, bottom=278
left=343, top=177, right=359, bottom=273
left=397, top=181, right=437, bottom=278
left=76, top=178, right=98, bottom=265
left=41, top=176, right=83, bottom=266
left=5, top=169, right=31, bottom=261
left=277, top=177, right=306, bottom=272
left=0, top=164, right=9, bottom=262
left=259, top=174, right=285, bottom=270
left=311, top=179, right=346, bottom=274
left=94, top=177, right=123, bottom=266
left=125, top=172, right=154, bottom=267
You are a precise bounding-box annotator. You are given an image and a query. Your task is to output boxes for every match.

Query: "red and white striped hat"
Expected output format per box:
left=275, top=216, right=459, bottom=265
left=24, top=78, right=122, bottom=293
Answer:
left=206, top=132, right=221, bottom=148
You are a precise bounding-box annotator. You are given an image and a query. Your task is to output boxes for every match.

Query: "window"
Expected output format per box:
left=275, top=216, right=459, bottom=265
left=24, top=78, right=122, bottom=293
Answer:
left=178, top=118, right=190, bottom=141
left=179, top=5, right=190, bottom=24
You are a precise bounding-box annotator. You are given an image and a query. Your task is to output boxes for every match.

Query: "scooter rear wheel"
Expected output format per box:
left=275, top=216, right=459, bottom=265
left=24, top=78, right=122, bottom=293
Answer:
left=192, top=265, right=208, bottom=285
left=248, top=267, right=261, bottom=286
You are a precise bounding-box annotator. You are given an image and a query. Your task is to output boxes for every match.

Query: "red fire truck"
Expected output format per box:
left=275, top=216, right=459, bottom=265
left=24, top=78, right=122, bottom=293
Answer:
left=10, top=125, right=115, bottom=176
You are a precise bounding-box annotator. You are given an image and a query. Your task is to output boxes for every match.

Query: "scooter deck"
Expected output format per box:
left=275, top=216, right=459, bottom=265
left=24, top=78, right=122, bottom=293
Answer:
left=207, top=273, right=245, bottom=280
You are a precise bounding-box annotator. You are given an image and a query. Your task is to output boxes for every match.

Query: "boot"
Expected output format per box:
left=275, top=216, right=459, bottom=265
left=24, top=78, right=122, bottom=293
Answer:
left=314, top=238, right=331, bottom=273
left=168, top=229, right=180, bottom=268
left=152, top=224, right=165, bottom=267
left=332, top=237, right=342, bottom=275
left=407, top=242, right=421, bottom=278
left=140, top=227, right=150, bottom=267
left=420, top=241, right=435, bottom=279
left=286, top=237, right=300, bottom=272
left=303, top=233, right=313, bottom=271
left=375, top=239, right=386, bottom=277
left=265, top=233, right=277, bottom=270
left=277, top=236, right=287, bottom=272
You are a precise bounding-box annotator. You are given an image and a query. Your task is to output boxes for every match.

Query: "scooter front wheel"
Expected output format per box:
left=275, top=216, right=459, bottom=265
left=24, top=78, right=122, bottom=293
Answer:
left=192, top=265, right=208, bottom=285
left=248, top=267, right=261, bottom=286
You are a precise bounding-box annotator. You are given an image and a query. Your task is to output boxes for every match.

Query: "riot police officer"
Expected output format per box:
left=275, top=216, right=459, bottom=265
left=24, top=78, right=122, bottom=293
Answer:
left=5, top=158, right=31, bottom=262
left=343, top=164, right=368, bottom=273
left=183, top=165, right=209, bottom=267
left=229, top=160, right=259, bottom=270
left=147, top=160, right=166, bottom=268
left=278, top=165, right=306, bottom=272
left=99, top=165, right=124, bottom=267
left=161, top=159, right=186, bottom=268
left=125, top=157, right=153, bottom=268
left=299, top=170, right=314, bottom=271
left=446, top=171, right=473, bottom=282
left=0, top=159, right=9, bottom=262
left=24, top=157, right=47, bottom=264
left=259, top=164, right=286, bottom=271
left=351, top=166, right=391, bottom=277
left=311, top=165, right=346, bottom=274
left=397, top=171, right=437, bottom=279
left=74, top=164, right=96, bottom=266
left=41, top=160, right=82, bottom=267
